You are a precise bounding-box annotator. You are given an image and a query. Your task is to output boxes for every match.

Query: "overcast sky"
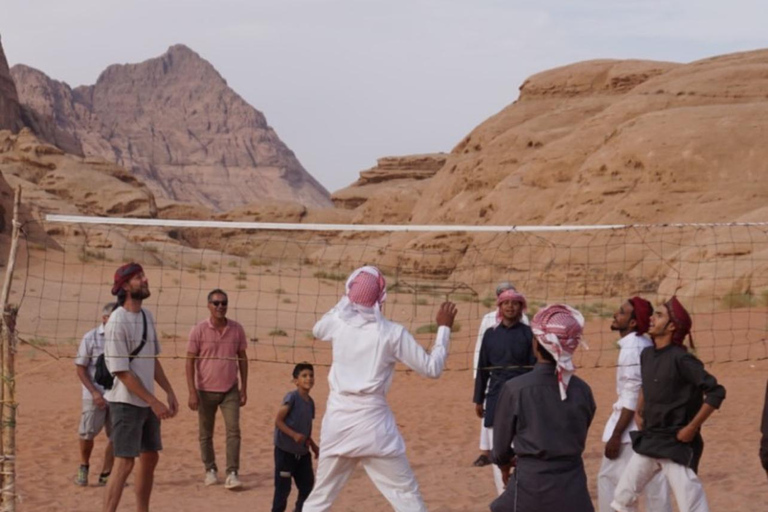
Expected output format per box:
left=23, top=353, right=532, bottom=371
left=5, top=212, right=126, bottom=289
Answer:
left=3, top=0, right=768, bottom=192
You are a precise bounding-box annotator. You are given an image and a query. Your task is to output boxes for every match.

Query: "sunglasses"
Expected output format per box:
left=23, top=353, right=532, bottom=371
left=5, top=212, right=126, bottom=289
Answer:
left=210, top=300, right=228, bottom=307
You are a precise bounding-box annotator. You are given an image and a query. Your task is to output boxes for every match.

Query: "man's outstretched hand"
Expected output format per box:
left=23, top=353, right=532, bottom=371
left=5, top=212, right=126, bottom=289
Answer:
left=436, top=302, right=458, bottom=328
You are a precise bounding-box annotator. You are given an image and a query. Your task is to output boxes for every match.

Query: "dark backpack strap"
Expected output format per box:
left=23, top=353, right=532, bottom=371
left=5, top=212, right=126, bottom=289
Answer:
left=129, top=310, right=148, bottom=362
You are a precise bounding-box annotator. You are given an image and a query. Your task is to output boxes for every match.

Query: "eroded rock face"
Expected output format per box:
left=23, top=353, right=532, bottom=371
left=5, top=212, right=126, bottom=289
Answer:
left=0, top=37, right=22, bottom=133
left=332, top=153, right=447, bottom=211
left=11, top=45, right=332, bottom=211
left=331, top=51, right=768, bottom=298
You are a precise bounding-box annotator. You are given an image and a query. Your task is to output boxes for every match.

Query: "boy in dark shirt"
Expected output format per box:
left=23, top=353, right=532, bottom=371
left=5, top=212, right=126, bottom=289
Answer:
left=612, top=297, right=725, bottom=512
left=273, top=363, right=319, bottom=512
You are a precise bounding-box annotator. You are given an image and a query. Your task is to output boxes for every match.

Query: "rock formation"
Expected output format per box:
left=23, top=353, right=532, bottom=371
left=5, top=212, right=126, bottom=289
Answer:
left=0, top=36, right=22, bottom=133
left=330, top=52, right=768, bottom=300
left=11, top=45, right=332, bottom=211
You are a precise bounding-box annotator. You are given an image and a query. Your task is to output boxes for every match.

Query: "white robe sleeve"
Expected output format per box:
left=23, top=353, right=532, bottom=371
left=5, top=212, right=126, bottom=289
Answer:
left=394, top=326, right=451, bottom=379
left=313, top=309, right=338, bottom=342
left=473, top=314, right=493, bottom=379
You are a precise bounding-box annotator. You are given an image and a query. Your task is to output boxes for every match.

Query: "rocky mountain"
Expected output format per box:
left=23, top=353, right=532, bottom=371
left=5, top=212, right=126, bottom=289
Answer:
left=0, top=36, right=22, bottom=133
left=11, top=44, right=332, bottom=211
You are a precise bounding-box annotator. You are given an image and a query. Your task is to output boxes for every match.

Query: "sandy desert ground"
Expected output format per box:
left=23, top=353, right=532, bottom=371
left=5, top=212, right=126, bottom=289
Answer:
left=3, top=255, right=767, bottom=511
left=11, top=336, right=768, bottom=511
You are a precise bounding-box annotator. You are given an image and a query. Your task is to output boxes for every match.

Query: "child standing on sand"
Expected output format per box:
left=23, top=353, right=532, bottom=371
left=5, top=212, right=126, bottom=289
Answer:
left=272, top=363, right=319, bottom=512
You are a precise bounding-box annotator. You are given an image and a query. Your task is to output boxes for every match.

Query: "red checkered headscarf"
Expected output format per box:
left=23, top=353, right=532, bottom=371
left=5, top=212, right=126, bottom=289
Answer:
left=628, top=296, right=653, bottom=336
left=665, top=296, right=694, bottom=350
left=531, top=304, right=586, bottom=401
left=495, top=289, right=527, bottom=327
left=346, top=266, right=387, bottom=308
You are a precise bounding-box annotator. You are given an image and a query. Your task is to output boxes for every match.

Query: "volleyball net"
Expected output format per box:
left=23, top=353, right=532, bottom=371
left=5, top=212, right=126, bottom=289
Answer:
left=7, top=215, right=768, bottom=370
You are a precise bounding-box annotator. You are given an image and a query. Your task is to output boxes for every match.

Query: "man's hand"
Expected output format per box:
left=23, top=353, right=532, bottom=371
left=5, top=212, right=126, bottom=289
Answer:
left=151, top=399, right=172, bottom=420
left=167, top=392, right=179, bottom=417
left=188, top=393, right=199, bottom=411
left=500, top=464, right=511, bottom=487
left=239, top=389, right=247, bottom=407
left=92, top=391, right=108, bottom=410
left=676, top=424, right=698, bottom=443
left=475, top=403, right=484, bottom=419
left=634, top=410, right=643, bottom=431
left=604, top=434, right=622, bottom=460
left=293, top=433, right=307, bottom=445
left=436, top=302, right=458, bottom=328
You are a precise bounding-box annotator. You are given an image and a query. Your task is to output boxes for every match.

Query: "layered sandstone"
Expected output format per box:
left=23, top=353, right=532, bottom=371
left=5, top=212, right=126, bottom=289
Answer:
left=332, top=153, right=446, bottom=224
left=330, top=52, right=768, bottom=301
left=11, top=45, right=332, bottom=211
left=0, top=36, right=22, bottom=133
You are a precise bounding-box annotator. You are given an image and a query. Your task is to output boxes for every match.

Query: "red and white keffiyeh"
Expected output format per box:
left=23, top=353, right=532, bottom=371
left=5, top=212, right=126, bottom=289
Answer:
left=335, top=266, right=388, bottom=326
left=531, top=304, right=587, bottom=401
left=494, top=289, right=528, bottom=327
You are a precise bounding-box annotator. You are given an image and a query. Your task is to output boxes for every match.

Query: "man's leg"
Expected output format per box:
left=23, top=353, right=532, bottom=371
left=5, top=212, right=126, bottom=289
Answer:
left=102, top=457, right=135, bottom=512
left=597, top=444, right=632, bottom=512
left=488, top=428, right=505, bottom=495
left=220, top=386, right=241, bottom=475
left=135, top=407, right=163, bottom=512
left=642, top=462, right=673, bottom=512
left=102, top=402, right=142, bottom=512
left=100, top=406, right=115, bottom=480
left=361, top=454, right=427, bottom=512
left=293, top=453, right=315, bottom=512
left=302, top=456, right=358, bottom=512
left=660, top=460, right=710, bottom=512
left=197, top=390, right=220, bottom=473
left=611, top=453, right=662, bottom=512
left=79, top=439, right=95, bottom=466
left=134, top=451, right=159, bottom=512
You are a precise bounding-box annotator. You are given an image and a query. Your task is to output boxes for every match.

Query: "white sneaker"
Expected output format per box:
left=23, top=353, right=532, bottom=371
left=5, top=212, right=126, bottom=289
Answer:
left=224, top=472, right=242, bottom=490
left=204, top=469, right=219, bottom=486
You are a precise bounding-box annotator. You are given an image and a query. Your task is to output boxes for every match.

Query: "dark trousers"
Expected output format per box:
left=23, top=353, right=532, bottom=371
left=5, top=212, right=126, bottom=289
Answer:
left=272, top=447, right=314, bottom=512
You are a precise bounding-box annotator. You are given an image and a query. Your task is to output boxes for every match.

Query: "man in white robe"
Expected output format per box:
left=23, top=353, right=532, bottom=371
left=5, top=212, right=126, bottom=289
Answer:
left=303, top=266, right=457, bottom=512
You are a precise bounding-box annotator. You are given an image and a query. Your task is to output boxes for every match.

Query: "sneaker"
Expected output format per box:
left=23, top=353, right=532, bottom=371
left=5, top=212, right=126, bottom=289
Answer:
left=204, top=469, right=219, bottom=486
left=74, top=465, right=89, bottom=487
left=224, top=472, right=242, bottom=490
left=97, top=472, right=110, bottom=486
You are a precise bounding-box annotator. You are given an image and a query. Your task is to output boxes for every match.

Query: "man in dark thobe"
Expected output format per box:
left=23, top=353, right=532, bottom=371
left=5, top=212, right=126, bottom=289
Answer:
left=612, top=297, right=726, bottom=512
left=490, top=304, right=596, bottom=512
left=474, top=289, right=536, bottom=494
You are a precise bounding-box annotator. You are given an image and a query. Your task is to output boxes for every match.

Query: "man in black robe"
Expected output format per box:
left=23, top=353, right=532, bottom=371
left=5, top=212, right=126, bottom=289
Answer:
left=473, top=289, right=535, bottom=494
left=490, top=304, right=596, bottom=512
left=612, top=296, right=725, bottom=512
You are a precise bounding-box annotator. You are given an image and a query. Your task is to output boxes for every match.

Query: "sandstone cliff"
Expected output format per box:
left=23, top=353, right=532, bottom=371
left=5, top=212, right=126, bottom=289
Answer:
left=328, top=52, right=768, bottom=301
left=0, top=36, right=22, bottom=133
left=11, top=45, right=332, bottom=211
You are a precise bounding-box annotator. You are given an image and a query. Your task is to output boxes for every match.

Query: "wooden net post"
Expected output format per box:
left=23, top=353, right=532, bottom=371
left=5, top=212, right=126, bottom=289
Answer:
left=0, top=186, right=23, bottom=511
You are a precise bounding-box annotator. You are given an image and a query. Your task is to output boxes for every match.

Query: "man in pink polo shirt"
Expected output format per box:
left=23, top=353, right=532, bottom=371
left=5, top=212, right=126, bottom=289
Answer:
left=186, top=288, right=248, bottom=490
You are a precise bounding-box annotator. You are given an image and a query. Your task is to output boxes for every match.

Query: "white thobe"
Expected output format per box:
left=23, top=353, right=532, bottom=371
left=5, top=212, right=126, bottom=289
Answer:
left=598, top=332, right=671, bottom=512
left=303, top=307, right=451, bottom=512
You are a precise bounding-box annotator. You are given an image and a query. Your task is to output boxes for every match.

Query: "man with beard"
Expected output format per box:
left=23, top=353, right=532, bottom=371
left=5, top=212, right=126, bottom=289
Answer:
left=597, top=298, right=671, bottom=512
left=612, top=297, right=726, bottom=512
left=102, top=263, right=179, bottom=512
left=474, top=288, right=535, bottom=495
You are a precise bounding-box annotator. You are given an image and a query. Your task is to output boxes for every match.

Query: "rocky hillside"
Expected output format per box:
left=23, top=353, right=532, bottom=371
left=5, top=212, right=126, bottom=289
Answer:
left=11, top=45, right=332, bottom=211
left=331, top=52, right=768, bottom=301
left=0, top=36, right=22, bottom=133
